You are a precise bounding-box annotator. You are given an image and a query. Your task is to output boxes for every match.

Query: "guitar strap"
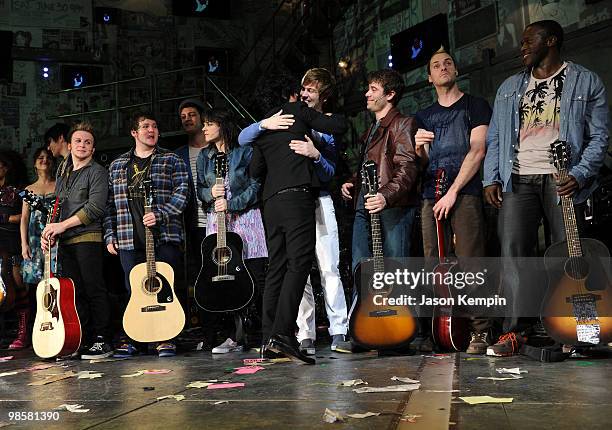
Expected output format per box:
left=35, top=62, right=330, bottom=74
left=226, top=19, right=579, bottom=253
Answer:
left=520, top=343, right=568, bottom=362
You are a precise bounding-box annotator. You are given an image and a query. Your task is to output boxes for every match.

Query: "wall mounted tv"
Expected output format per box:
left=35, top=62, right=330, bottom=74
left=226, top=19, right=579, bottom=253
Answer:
left=60, top=65, right=103, bottom=90
left=390, top=13, right=449, bottom=73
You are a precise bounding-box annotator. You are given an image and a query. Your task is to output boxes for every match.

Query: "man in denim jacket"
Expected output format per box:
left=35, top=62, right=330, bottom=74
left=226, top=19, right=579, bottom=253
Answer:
left=483, top=20, right=609, bottom=356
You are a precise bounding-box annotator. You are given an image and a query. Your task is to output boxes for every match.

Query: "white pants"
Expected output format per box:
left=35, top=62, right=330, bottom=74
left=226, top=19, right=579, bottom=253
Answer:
left=296, top=194, right=348, bottom=342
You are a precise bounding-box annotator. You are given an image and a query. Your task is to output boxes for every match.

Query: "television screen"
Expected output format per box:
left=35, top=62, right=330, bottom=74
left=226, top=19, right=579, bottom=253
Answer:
left=390, top=14, right=449, bottom=73
left=60, top=65, right=103, bottom=89
left=172, top=0, right=231, bottom=19
left=195, top=47, right=230, bottom=75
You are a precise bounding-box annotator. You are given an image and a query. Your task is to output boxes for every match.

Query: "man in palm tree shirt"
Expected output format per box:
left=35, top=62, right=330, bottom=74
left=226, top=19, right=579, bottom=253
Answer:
left=483, top=20, right=609, bottom=356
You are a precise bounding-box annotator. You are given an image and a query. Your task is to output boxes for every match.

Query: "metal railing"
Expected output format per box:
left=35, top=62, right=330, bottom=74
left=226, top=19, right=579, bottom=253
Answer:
left=48, top=66, right=255, bottom=143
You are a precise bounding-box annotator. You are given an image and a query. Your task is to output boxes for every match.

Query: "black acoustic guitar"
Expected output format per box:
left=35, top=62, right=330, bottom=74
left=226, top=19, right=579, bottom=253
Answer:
left=194, top=152, right=255, bottom=312
left=347, top=160, right=417, bottom=350
left=541, top=140, right=612, bottom=345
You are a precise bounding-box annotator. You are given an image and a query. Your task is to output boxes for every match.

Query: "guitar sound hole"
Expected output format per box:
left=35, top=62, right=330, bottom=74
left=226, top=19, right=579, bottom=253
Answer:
left=212, top=247, right=232, bottom=265
left=565, top=257, right=589, bottom=280
left=43, top=292, right=54, bottom=311
left=144, top=277, right=161, bottom=294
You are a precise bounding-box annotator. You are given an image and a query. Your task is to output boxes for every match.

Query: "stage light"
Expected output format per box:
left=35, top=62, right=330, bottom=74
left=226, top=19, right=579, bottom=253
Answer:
left=43, top=72, right=49, bottom=78
left=41, top=65, right=51, bottom=78
left=338, top=56, right=350, bottom=69
left=388, top=54, right=393, bottom=60
left=103, top=13, right=110, bottom=22
left=388, top=62, right=393, bottom=67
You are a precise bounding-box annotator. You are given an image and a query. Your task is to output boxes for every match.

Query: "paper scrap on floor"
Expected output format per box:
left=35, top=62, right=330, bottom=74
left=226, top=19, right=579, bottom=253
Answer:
left=234, top=366, right=265, bottom=375
left=207, top=382, right=245, bottom=390
left=56, top=404, right=90, bottom=413
left=391, top=376, right=420, bottom=384
left=347, top=412, right=380, bottom=419
left=157, top=395, right=185, bottom=402
left=338, top=379, right=367, bottom=387
left=496, top=368, right=528, bottom=375
left=323, top=408, right=345, bottom=423
left=354, top=384, right=420, bottom=393
left=459, top=396, right=513, bottom=405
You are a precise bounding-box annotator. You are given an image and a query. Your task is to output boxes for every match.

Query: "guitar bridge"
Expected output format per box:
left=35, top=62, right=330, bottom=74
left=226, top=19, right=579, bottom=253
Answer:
left=368, top=309, right=398, bottom=318
left=40, top=322, right=53, bottom=331
left=141, top=305, right=167, bottom=312
left=212, top=275, right=235, bottom=282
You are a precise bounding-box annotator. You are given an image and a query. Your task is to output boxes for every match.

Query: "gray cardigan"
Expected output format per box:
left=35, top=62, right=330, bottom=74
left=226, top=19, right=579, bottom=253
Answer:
left=55, top=157, right=108, bottom=242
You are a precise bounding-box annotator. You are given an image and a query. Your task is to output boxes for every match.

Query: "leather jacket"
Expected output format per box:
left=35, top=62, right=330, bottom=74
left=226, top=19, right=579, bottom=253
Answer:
left=350, top=107, right=419, bottom=208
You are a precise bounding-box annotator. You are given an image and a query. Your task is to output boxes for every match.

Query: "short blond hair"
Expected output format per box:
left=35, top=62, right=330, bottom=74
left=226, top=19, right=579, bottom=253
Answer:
left=69, top=121, right=96, bottom=146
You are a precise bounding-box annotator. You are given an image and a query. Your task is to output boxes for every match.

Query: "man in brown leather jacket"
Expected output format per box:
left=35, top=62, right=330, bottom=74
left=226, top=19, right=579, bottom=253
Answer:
left=341, top=68, right=419, bottom=272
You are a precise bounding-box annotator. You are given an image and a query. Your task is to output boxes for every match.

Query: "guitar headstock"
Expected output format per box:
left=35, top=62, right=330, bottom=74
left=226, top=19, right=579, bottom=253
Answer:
left=214, top=152, right=227, bottom=180
left=361, top=160, right=379, bottom=195
left=434, top=169, right=448, bottom=201
left=142, top=179, right=154, bottom=210
left=550, top=140, right=571, bottom=174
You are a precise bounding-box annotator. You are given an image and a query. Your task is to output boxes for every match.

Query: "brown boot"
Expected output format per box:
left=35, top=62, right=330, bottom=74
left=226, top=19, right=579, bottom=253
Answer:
left=9, top=309, right=30, bottom=350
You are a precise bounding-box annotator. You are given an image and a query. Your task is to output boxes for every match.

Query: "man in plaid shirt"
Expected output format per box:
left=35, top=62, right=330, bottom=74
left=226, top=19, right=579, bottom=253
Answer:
left=104, top=111, right=189, bottom=357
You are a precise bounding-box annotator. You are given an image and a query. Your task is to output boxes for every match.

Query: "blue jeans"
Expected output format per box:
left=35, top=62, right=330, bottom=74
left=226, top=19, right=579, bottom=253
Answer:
left=351, top=191, right=416, bottom=272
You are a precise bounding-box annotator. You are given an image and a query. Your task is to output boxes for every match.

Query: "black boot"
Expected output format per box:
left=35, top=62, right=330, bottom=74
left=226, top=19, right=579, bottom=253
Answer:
left=268, top=334, right=315, bottom=365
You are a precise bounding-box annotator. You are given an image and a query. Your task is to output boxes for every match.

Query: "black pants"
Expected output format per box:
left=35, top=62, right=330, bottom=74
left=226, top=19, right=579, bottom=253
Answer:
left=59, top=242, right=110, bottom=343
left=262, top=190, right=315, bottom=342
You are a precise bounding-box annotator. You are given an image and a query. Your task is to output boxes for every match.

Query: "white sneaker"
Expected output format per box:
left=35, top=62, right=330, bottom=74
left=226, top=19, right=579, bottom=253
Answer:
left=212, top=338, right=242, bottom=354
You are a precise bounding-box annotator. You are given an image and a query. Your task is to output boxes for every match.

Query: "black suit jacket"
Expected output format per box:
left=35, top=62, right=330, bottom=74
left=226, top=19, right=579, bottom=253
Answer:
left=250, top=101, right=347, bottom=201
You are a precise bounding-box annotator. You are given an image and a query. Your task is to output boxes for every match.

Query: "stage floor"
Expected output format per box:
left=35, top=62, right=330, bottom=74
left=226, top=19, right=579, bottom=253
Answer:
left=0, top=344, right=610, bottom=429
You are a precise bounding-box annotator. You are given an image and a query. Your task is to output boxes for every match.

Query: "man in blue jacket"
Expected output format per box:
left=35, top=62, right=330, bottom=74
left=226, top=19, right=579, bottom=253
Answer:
left=483, top=20, right=609, bottom=356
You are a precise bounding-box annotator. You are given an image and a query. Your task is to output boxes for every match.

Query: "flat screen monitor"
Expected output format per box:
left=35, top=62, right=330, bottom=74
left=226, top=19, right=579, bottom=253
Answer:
left=172, top=0, right=231, bottom=19
left=390, top=14, right=449, bottom=73
left=60, top=65, right=103, bottom=89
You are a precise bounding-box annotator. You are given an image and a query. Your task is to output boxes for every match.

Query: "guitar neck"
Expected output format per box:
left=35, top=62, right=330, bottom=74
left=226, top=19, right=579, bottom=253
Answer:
left=370, top=212, right=384, bottom=272
left=215, top=178, right=226, bottom=248
left=145, top=205, right=157, bottom=277
left=556, top=169, right=582, bottom=258
left=435, top=218, right=446, bottom=262
left=560, top=194, right=582, bottom=258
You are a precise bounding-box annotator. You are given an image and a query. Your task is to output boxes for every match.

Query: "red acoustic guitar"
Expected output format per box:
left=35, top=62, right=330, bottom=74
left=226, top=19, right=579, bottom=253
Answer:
left=431, top=169, right=470, bottom=351
left=31, top=198, right=81, bottom=358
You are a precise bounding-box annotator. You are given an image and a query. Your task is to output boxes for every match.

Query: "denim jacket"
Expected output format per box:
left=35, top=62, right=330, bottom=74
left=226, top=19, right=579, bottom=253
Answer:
left=483, top=62, right=609, bottom=203
left=196, top=145, right=260, bottom=212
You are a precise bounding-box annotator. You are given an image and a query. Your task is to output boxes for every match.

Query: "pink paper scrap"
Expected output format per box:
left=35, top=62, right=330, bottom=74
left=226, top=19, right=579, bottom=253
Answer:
left=234, top=366, right=265, bottom=375
left=207, top=383, right=245, bottom=390
left=0, top=356, right=14, bottom=362
left=243, top=358, right=266, bottom=365
left=143, top=369, right=173, bottom=375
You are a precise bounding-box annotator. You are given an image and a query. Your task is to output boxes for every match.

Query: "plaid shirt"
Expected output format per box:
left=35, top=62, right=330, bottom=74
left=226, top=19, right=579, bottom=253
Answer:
left=103, top=147, right=189, bottom=250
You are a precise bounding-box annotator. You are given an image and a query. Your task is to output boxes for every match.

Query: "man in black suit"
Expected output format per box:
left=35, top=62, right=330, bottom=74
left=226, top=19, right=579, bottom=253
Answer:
left=238, top=101, right=347, bottom=364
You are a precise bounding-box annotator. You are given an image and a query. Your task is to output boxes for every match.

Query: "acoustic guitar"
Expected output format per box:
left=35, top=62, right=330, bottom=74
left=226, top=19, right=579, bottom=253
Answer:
left=541, top=140, right=612, bottom=345
left=31, top=195, right=81, bottom=358
left=123, top=180, right=185, bottom=342
left=195, top=152, right=255, bottom=312
left=348, top=160, right=417, bottom=350
left=431, top=169, right=470, bottom=351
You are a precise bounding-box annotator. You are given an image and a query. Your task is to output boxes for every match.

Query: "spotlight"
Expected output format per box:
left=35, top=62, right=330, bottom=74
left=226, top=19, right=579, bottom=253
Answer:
left=43, top=72, right=49, bottom=78
left=43, top=67, right=49, bottom=72
left=41, top=65, right=51, bottom=78
left=388, top=62, right=393, bottom=67
left=338, top=56, right=350, bottom=69
left=388, top=54, right=393, bottom=60
left=103, top=14, right=110, bottom=22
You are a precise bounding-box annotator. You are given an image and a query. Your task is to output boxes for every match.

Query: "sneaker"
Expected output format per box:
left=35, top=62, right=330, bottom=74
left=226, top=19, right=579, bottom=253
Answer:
left=156, top=342, right=176, bottom=357
left=211, top=338, right=242, bottom=354
left=299, top=339, right=316, bottom=356
left=80, top=337, right=114, bottom=360
left=330, top=335, right=345, bottom=351
left=114, top=343, right=138, bottom=358
left=466, top=332, right=489, bottom=354
left=486, top=332, right=526, bottom=357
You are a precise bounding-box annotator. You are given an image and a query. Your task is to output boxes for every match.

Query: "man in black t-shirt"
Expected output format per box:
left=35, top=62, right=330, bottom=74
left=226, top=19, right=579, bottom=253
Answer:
left=414, top=48, right=493, bottom=354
